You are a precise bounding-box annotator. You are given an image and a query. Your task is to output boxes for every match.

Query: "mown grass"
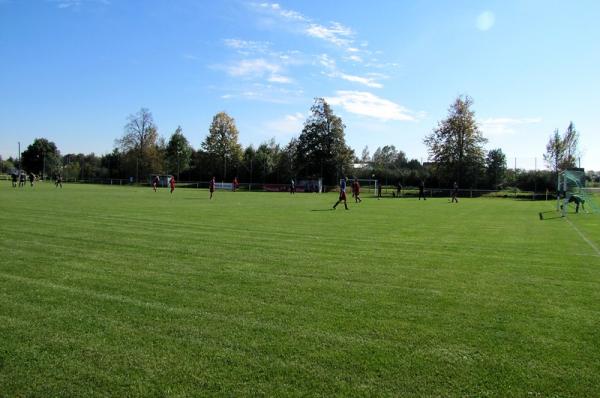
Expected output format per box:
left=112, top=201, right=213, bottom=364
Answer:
left=1, top=182, right=599, bottom=397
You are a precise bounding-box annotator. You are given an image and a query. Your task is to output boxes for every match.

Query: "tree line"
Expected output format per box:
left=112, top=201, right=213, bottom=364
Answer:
left=3, top=96, right=594, bottom=190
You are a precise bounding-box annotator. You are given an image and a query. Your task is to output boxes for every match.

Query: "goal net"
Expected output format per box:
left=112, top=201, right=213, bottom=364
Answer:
left=558, top=170, right=599, bottom=215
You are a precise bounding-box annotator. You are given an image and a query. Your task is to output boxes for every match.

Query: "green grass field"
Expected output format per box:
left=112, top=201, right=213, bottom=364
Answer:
left=1, top=183, right=600, bottom=397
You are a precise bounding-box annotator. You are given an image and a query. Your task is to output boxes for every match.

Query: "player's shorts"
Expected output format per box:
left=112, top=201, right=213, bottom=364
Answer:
left=210, top=187, right=214, bottom=192
left=339, top=191, right=347, bottom=201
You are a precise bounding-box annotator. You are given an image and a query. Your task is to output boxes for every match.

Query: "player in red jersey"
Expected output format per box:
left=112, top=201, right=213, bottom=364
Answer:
left=232, top=177, right=239, bottom=192
left=352, top=178, right=362, bottom=203
left=209, top=176, right=216, bottom=199
left=169, top=176, right=175, bottom=194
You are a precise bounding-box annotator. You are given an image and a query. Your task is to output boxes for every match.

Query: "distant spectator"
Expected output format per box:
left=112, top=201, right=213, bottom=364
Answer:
left=209, top=176, right=215, bottom=199
left=419, top=180, right=426, bottom=201
left=451, top=182, right=458, bottom=203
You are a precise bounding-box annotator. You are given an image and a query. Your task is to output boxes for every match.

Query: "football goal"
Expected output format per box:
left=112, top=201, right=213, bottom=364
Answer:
left=558, top=170, right=599, bottom=216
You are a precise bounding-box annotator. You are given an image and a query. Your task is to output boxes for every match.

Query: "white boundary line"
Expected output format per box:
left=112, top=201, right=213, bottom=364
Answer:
left=565, top=217, right=600, bottom=257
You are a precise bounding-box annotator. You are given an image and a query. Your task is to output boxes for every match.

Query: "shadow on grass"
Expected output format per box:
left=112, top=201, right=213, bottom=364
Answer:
left=539, top=210, right=563, bottom=220
left=311, top=209, right=335, bottom=212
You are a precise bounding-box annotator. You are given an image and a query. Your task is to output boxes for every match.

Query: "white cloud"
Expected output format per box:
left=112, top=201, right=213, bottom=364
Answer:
left=319, top=54, right=382, bottom=88
left=268, top=74, right=292, bottom=84
left=49, top=0, right=109, bottom=8
left=264, top=113, right=306, bottom=136
left=479, top=117, right=542, bottom=136
left=258, top=2, right=308, bottom=21
left=225, top=59, right=291, bottom=84
left=347, top=54, right=363, bottom=63
left=319, top=53, right=336, bottom=69
left=253, top=3, right=358, bottom=51
left=223, top=38, right=271, bottom=54
left=326, top=91, right=417, bottom=121
left=476, top=11, right=495, bottom=31
left=306, top=22, right=354, bottom=47
left=227, top=58, right=280, bottom=77
left=218, top=84, right=304, bottom=104
left=338, top=73, right=382, bottom=88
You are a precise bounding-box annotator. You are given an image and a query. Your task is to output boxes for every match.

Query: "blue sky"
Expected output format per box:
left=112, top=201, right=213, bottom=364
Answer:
left=1, top=0, right=599, bottom=170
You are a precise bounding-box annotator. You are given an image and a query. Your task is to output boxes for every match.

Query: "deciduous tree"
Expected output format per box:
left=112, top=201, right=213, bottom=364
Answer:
left=202, top=112, right=243, bottom=179
left=295, top=98, right=354, bottom=184
left=424, top=95, right=487, bottom=187
left=485, top=148, right=507, bottom=188
left=116, top=108, right=159, bottom=182
left=166, top=126, right=193, bottom=180
left=543, top=122, right=579, bottom=175
left=21, top=138, right=61, bottom=178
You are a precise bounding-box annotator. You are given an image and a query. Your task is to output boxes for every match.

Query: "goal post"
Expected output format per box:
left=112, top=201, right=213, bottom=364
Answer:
left=558, top=169, right=598, bottom=216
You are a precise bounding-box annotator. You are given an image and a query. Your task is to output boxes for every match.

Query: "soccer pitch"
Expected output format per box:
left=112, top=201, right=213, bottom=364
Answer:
left=1, top=183, right=600, bottom=396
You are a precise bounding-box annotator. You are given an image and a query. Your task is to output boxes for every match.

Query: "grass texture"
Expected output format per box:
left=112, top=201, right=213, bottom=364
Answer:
left=1, top=183, right=599, bottom=397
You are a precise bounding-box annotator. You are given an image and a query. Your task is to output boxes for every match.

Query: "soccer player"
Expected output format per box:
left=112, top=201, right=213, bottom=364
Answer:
left=28, top=172, right=35, bottom=187
left=451, top=181, right=458, bottom=203
left=18, top=172, right=26, bottom=187
left=333, top=177, right=349, bottom=210
left=11, top=172, right=18, bottom=188
left=169, top=176, right=175, bottom=194
left=209, top=176, right=215, bottom=199
left=232, top=177, right=239, bottom=192
left=567, top=194, right=586, bottom=213
left=418, top=180, right=426, bottom=201
left=290, top=178, right=295, bottom=194
left=55, top=174, right=63, bottom=188
left=152, top=175, right=159, bottom=192
left=352, top=178, right=362, bottom=203
left=377, top=182, right=382, bottom=199
left=396, top=181, right=402, bottom=198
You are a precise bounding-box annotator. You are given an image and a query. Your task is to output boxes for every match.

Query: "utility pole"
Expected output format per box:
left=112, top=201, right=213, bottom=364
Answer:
left=18, top=141, right=21, bottom=171
left=177, top=150, right=181, bottom=181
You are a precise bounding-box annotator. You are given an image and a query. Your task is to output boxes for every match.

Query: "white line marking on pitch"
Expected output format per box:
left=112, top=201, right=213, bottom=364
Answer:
left=565, top=217, right=600, bottom=257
